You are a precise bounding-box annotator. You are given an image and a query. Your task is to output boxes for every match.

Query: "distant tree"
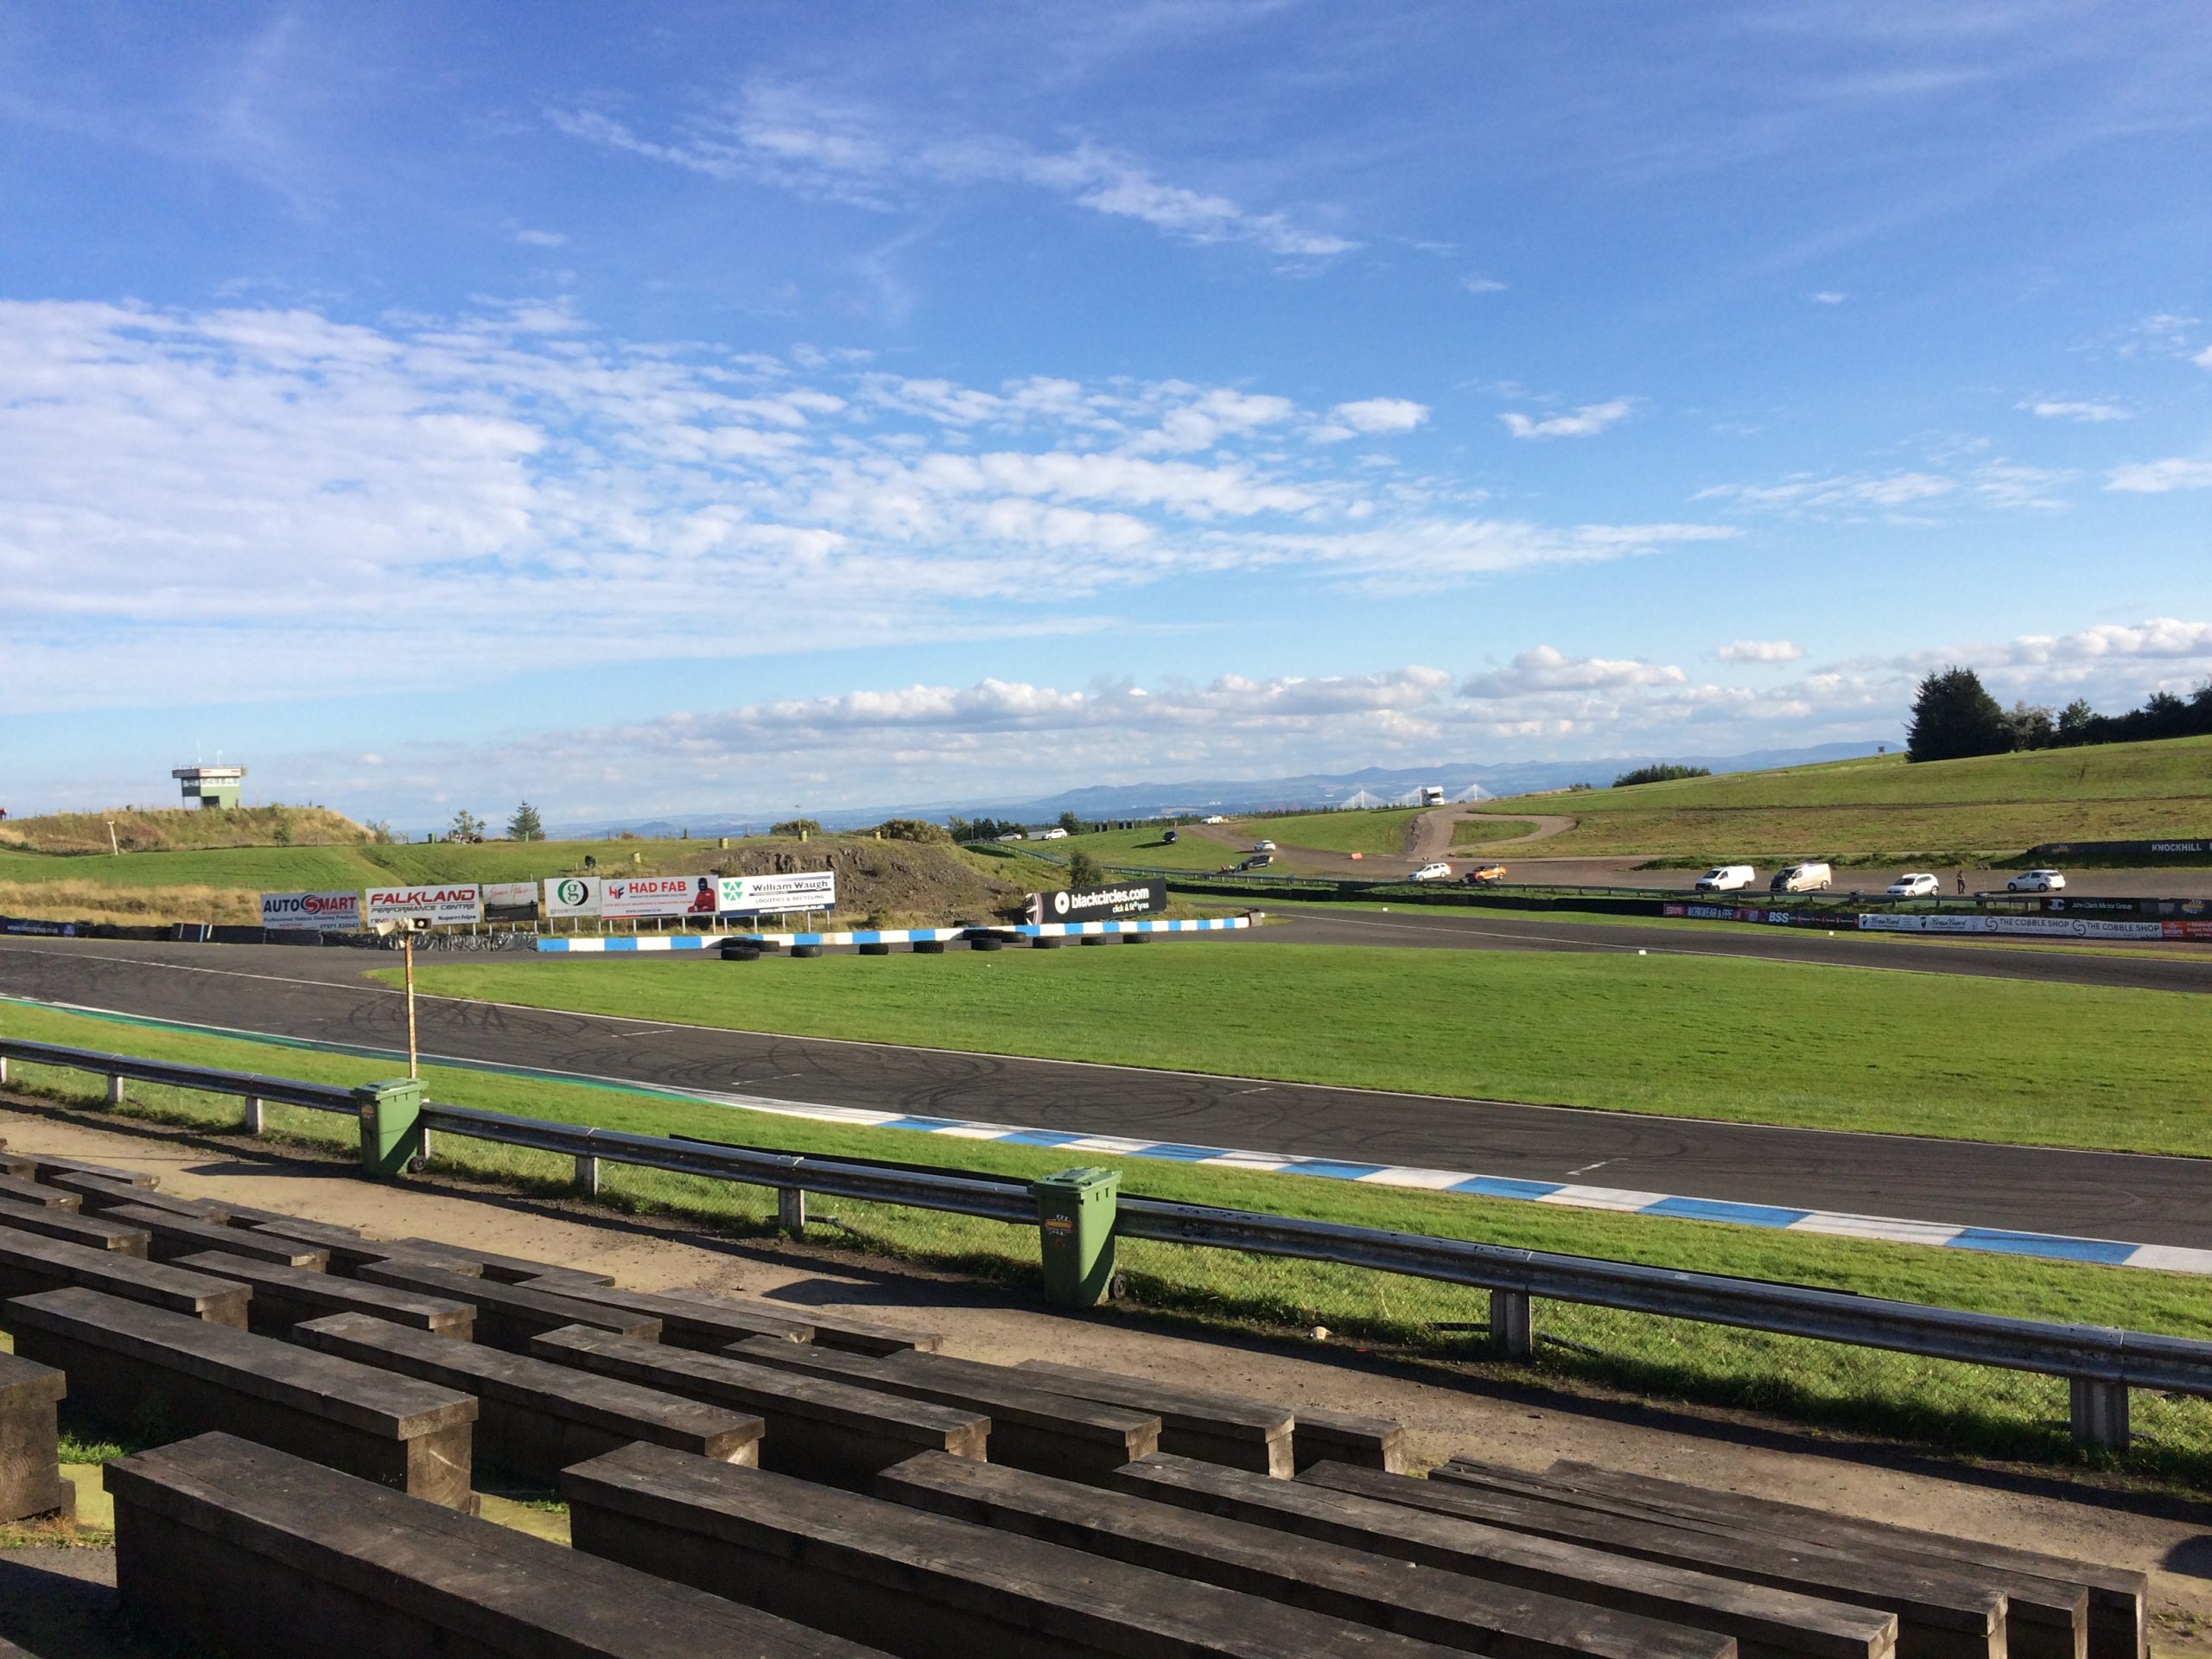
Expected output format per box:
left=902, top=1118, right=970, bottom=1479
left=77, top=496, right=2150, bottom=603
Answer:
left=874, top=817, right=950, bottom=843
left=507, top=801, right=545, bottom=841
left=1057, top=810, right=1084, bottom=836
left=271, top=816, right=294, bottom=846
left=448, top=808, right=486, bottom=842
left=1905, top=666, right=2012, bottom=762
left=1067, top=849, right=1103, bottom=887
left=364, top=819, right=395, bottom=843
left=1612, top=763, right=1712, bottom=788
left=771, top=817, right=822, bottom=838
left=2056, top=698, right=2097, bottom=745
left=2002, top=702, right=2056, bottom=752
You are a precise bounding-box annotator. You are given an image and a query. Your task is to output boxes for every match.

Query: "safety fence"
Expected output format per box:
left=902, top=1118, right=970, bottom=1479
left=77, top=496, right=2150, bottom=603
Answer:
left=3, top=1034, right=2205, bottom=1464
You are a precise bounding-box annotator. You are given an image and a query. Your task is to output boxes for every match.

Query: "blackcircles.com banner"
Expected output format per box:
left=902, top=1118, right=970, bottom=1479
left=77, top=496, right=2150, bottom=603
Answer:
left=1027, top=880, right=1168, bottom=923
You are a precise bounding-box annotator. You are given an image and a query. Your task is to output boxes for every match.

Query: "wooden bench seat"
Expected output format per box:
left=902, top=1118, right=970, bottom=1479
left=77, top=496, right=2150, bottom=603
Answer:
left=174, top=1251, right=476, bottom=1338
left=0, top=1193, right=153, bottom=1255
left=47, top=1171, right=229, bottom=1222
left=682, top=1290, right=940, bottom=1356
left=564, top=1439, right=1467, bottom=1658
left=105, top=1204, right=329, bottom=1270
left=0, top=1351, right=73, bottom=1523
left=1011, top=1357, right=1294, bottom=1476
left=214, top=1204, right=362, bottom=1236
left=0, top=1231, right=248, bottom=1326
left=252, top=1224, right=482, bottom=1279
left=1318, top=1463, right=2006, bottom=1659
left=1545, top=1460, right=2144, bottom=1659
left=358, top=1260, right=657, bottom=1351
left=387, top=1238, right=615, bottom=1286
left=725, top=1336, right=1160, bottom=1482
left=533, top=1324, right=988, bottom=1490
left=0, top=1173, right=79, bottom=1210
left=1116, top=1452, right=1897, bottom=1659
left=9, top=1289, right=476, bottom=1507
left=513, top=1276, right=816, bottom=1350
left=9, top=1154, right=154, bottom=1189
left=1291, top=1404, right=1408, bottom=1473
left=880, top=1448, right=1731, bottom=1659
left=106, top=1432, right=883, bottom=1658
left=296, top=1312, right=762, bottom=1484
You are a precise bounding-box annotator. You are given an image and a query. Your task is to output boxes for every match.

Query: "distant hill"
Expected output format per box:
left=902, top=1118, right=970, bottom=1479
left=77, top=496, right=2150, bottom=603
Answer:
left=550, top=741, right=1888, bottom=839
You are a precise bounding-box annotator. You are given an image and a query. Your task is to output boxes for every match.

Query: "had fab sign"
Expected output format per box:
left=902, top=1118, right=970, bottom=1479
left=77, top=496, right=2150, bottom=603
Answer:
left=363, top=886, right=480, bottom=927
left=601, top=874, right=719, bottom=919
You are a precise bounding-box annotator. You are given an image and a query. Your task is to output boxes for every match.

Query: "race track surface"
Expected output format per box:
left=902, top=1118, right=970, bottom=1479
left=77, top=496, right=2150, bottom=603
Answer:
left=3, top=935, right=2208, bottom=1249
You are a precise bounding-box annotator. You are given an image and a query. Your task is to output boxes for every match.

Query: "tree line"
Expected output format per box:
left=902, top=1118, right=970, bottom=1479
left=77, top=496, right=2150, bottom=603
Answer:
left=1907, top=666, right=2212, bottom=762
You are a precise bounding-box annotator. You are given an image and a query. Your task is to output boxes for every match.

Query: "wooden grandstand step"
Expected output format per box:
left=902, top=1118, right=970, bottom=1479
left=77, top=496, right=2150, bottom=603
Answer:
left=0, top=1351, right=73, bottom=1524
left=532, top=1325, right=988, bottom=1490
left=46, top=1171, right=226, bottom=1222
left=0, top=1230, right=248, bottom=1326
left=0, top=1193, right=153, bottom=1255
left=512, top=1276, right=815, bottom=1350
left=1543, top=1460, right=2145, bottom=1659
left=104, top=1203, right=329, bottom=1270
left=879, top=1448, right=1731, bottom=1659
left=0, top=1174, right=79, bottom=1211
left=106, top=1432, right=882, bottom=1658
left=386, top=1237, right=615, bottom=1286
left=1115, top=1452, right=1897, bottom=1659
left=174, top=1250, right=477, bottom=1339
left=357, top=1259, right=657, bottom=1351
left=6, top=1154, right=154, bottom=1190
left=1313, top=1462, right=2005, bottom=1659
left=1291, top=1404, right=1408, bottom=1472
left=725, top=1335, right=1160, bottom=1482
left=9, top=1288, right=477, bottom=1507
left=1008, top=1357, right=1294, bottom=1476
left=563, top=1439, right=1470, bottom=1658
left=296, top=1312, right=763, bottom=1485
left=253, top=1224, right=484, bottom=1279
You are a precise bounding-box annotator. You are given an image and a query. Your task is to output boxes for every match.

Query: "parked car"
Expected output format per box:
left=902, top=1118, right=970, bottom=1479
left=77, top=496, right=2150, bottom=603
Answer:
left=1410, top=861, right=1453, bottom=881
left=1161, top=829, right=1179, bottom=843
left=1202, top=815, right=1228, bottom=824
left=994, top=832, right=1023, bottom=842
left=1039, top=828, right=1068, bottom=841
left=1462, top=863, right=1507, bottom=885
left=2006, top=868, right=2067, bottom=893
left=1694, top=865, right=1755, bottom=893
left=1887, top=873, right=1940, bottom=897
left=1253, top=839, right=1277, bottom=852
left=1770, top=861, right=1833, bottom=893
left=1236, top=854, right=1274, bottom=870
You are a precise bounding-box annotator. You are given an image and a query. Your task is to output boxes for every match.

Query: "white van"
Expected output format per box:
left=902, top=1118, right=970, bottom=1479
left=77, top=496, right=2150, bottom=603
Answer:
left=1770, top=861, right=1833, bottom=893
left=1694, top=865, right=1755, bottom=893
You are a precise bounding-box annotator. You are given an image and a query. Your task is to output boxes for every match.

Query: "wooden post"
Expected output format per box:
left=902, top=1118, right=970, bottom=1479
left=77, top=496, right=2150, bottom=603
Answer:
left=1489, top=1289, right=1532, bottom=1359
left=778, top=1186, right=807, bottom=1235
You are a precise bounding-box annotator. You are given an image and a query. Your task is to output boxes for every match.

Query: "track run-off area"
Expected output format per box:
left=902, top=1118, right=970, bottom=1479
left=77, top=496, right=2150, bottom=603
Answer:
left=2, top=923, right=2208, bottom=1252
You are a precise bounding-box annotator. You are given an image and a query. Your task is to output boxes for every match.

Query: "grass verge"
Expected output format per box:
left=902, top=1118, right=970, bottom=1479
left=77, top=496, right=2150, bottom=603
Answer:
left=387, top=944, right=2212, bottom=1155
left=3, top=999, right=2209, bottom=1486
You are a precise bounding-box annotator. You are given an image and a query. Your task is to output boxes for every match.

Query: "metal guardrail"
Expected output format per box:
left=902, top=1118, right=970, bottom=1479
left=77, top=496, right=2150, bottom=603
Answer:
left=0, top=1036, right=2194, bottom=1450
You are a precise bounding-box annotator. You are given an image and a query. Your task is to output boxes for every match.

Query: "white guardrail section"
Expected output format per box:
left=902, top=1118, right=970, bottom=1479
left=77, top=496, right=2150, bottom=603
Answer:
left=0, top=1034, right=2199, bottom=1452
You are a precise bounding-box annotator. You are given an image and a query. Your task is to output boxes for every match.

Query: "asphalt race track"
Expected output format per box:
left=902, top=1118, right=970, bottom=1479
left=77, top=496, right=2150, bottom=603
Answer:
left=3, top=934, right=2208, bottom=1249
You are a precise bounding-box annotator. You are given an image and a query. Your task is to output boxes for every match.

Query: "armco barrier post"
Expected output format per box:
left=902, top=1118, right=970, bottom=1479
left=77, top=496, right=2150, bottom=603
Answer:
left=1491, top=1288, right=1533, bottom=1359
left=241, top=1096, right=264, bottom=1135
left=353, top=1078, right=425, bottom=1179
left=2069, top=1376, right=2130, bottom=1452
left=1032, top=1166, right=1120, bottom=1307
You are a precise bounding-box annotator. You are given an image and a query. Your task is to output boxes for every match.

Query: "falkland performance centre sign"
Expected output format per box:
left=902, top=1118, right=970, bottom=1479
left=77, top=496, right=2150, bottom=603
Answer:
left=364, top=886, right=481, bottom=928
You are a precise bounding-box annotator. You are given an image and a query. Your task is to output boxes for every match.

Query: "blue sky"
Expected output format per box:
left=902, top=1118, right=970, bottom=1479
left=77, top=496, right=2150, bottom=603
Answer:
left=3, top=2, right=2209, bottom=823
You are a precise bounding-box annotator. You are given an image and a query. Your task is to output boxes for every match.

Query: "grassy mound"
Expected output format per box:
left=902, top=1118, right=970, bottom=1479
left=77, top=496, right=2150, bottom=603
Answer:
left=1461, top=735, right=2212, bottom=862
left=0, top=804, right=367, bottom=855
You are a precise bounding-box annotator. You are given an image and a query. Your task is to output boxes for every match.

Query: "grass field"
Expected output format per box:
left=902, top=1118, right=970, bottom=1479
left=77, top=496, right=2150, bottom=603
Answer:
left=1449, top=817, right=1541, bottom=848
left=1227, top=807, right=1425, bottom=855
left=1014, top=825, right=1258, bottom=871
left=3, top=997, right=2207, bottom=1478
left=1465, top=736, right=2212, bottom=862
left=390, top=944, right=2212, bottom=1155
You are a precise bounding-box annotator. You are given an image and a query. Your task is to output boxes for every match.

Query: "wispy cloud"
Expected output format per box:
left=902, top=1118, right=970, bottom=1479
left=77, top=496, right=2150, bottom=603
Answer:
left=550, top=81, right=1358, bottom=260
left=1307, top=397, right=1429, bottom=443
left=1713, top=639, right=1805, bottom=664
left=2025, top=398, right=2126, bottom=421
left=1696, top=454, right=2072, bottom=518
left=1808, top=290, right=1847, bottom=304
left=2107, top=455, right=2212, bottom=493
left=1499, top=399, right=1632, bottom=440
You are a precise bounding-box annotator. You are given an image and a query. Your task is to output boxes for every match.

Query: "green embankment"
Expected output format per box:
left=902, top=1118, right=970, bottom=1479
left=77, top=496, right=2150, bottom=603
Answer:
left=391, top=945, right=2212, bottom=1156
left=1461, top=736, right=2212, bottom=862
left=3, top=997, right=2208, bottom=1478
left=1449, top=818, right=1541, bottom=848
left=1231, top=808, right=1425, bottom=855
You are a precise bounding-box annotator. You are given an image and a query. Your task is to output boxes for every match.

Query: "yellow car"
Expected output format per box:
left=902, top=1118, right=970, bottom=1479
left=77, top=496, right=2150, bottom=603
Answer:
left=1462, top=863, right=1507, bottom=886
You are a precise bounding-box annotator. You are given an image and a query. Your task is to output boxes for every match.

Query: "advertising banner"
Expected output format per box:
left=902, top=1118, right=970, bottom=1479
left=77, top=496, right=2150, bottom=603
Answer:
left=364, top=886, right=480, bottom=928
left=258, top=890, right=362, bottom=931
left=715, top=871, right=838, bottom=915
left=0, top=917, right=76, bottom=937
left=1662, top=903, right=1808, bottom=925
left=600, top=874, right=717, bottom=920
left=480, top=881, right=539, bottom=924
left=545, top=876, right=599, bottom=918
left=1027, top=880, right=1167, bottom=925
left=2163, top=920, right=2212, bottom=941
left=1857, top=912, right=2164, bottom=940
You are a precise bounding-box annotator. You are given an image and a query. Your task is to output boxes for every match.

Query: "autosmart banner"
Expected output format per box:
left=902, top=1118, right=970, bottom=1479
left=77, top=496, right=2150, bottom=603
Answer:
left=715, top=871, right=837, bottom=915
left=1857, top=912, right=2164, bottom=941
left=363, top=886, right=480, bottom=928
left=480, top=881, right=539, bottom=924
left=1027, top=880, right=1167, bottom=924
left=258, top=890, right=362, bottom=931
left=601, top=874, right=718, bottom=920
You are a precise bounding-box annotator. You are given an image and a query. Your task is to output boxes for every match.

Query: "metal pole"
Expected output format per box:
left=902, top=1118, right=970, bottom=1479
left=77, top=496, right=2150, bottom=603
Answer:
left=404, top=933, right=419, bottom=1081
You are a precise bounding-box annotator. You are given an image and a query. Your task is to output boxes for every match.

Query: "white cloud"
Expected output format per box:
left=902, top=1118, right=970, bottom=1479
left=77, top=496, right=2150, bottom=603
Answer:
left=1462, top=276, right=1507, bottom=295
left=1696, top=455, right=2072, bottom=518
left=1460, top=646, right=1686, bottom=699
left=2196, top=345, right=2212, bottom=370
left=2107, top=455, right=2212, bottom=493
left=550, top=83, right=1358, bottom=261
left=2026, top=399, right=2127, bottom=422
left=1809, top=291, right=1847, bottom=304
left=1713, top=639, right=1806, bottom=664
left=510, top=227, right=568, bottom=248
left=0, top=298, right=1715, bottom=714
left=1308, top=397, right=1430, bottom=442
left=1499, top=399, right=1632, bottom=441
